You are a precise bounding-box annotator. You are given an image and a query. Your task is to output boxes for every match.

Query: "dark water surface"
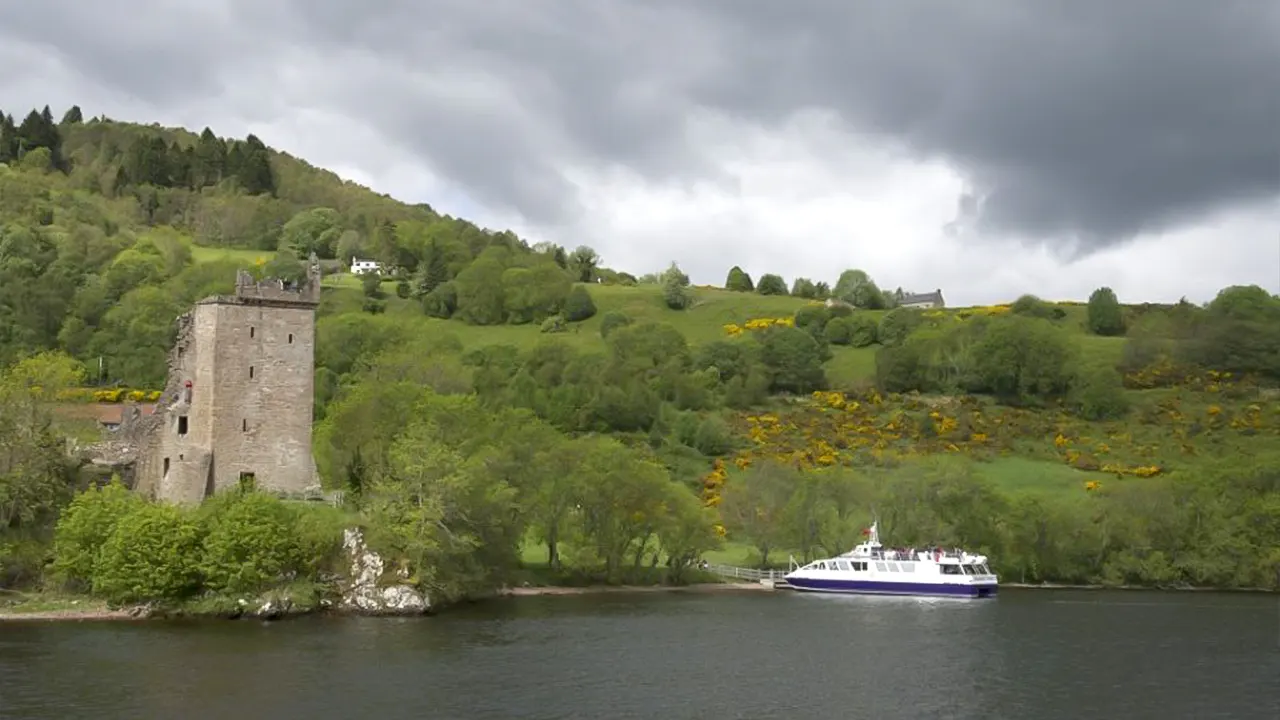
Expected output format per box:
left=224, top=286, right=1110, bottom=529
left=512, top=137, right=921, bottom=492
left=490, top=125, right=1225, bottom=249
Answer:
left=2, top=589, right=1278, bottom=720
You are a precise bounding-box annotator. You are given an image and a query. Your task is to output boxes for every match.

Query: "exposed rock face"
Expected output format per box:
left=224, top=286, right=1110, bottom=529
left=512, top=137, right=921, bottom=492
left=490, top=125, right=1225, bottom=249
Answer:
left=340, top=528, right=429, bottom=615
left=253, top=597, right=292, bottom=620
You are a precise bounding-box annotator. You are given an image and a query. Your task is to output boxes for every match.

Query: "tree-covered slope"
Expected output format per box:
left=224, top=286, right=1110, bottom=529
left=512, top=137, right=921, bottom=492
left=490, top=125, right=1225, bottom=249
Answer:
left=3, top=105, right=1279, bottom=602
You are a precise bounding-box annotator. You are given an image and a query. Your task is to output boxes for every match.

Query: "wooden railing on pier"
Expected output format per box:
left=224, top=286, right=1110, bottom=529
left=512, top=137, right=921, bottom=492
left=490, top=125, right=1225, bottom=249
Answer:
left=703, top=563, right=791, bottom=584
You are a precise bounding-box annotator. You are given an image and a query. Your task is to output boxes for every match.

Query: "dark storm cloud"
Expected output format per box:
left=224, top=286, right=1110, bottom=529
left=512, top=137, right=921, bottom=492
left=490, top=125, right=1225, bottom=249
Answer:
left=0, top=1, right=250, bottom=104
left=2, top=0, right=1277, bottom=247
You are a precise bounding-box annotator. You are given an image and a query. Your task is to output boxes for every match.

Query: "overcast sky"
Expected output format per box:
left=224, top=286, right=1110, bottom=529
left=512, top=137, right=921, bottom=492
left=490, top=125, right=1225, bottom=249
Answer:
left=2, top=0, right=1278, bottom=305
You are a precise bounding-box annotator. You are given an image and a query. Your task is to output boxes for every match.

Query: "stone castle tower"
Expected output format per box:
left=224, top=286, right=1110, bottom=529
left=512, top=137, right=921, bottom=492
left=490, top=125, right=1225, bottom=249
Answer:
left=129, top=257, right=322, bottom=504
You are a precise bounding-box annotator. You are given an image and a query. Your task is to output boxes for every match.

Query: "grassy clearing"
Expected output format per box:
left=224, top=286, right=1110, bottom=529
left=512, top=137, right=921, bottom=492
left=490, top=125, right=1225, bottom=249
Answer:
left=312, top=281, right=919, bottom=385
left=190, top=245, right=271, bottom=266
left=826, top=349, right=879, bottom=388
left=973, top=456, right=1107, bottom=500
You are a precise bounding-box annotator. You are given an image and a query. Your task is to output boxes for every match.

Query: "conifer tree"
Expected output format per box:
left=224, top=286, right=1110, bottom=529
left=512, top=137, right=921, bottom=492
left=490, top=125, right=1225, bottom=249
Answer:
left=416, top=239, right=451, bottom=295
left=235, top=134, right=275, bottom=195
left=193, top=127, right=226, bottom=187
left=0, top=112, right=15, bottom=163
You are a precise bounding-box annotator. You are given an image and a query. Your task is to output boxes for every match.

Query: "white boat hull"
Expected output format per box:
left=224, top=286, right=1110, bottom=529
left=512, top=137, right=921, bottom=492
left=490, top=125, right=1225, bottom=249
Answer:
left=784, top=575, right=997, bottom=598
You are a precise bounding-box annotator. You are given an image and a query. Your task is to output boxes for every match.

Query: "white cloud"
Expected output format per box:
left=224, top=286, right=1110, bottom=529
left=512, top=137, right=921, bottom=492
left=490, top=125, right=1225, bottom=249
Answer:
left=412, top=110, right=1278, bottom=306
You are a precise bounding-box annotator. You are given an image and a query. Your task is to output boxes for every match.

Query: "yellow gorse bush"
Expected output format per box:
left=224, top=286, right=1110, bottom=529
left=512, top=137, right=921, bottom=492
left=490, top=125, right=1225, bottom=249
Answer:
left=711, top=378, right=1277, bottom=503
left=723, top=317, right=795, bottom=336
left=700, top=458, right=729, bottom=508
left=58, top=388, right=165, bottom=404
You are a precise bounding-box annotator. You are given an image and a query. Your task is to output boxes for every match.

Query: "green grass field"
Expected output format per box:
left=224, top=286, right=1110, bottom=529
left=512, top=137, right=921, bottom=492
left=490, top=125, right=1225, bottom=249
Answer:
left=190, top=245, right=272, bottom=266
left=973, top=456, right=1107, bottom=500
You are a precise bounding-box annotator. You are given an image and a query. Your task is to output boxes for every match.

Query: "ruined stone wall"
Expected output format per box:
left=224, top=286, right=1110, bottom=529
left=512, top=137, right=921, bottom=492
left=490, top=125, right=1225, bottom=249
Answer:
left=129, top=311, right=197, bottom=499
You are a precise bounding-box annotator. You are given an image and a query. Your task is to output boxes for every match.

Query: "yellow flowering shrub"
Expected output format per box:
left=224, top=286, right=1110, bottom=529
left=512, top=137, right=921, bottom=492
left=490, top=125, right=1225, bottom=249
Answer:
left=700, top=459, right=729, bottom=507
left=719, top=378, right=1277, bottom=505
left=723, top=317, right=795, bottom=336
left=1100, top=464, right=1162, bottom=478
left=70, top=388, right=164, bottom=404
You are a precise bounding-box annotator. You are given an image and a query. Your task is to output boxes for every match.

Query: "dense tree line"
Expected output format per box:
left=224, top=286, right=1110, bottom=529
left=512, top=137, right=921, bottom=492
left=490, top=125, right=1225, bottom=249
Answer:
left=721, top=454, right=1280, bottom=589
left=726, top=266, right=908, bottom=307
left=872, top=285, right=1280, bottom=410
left=0, top=105, right=66, bottom=171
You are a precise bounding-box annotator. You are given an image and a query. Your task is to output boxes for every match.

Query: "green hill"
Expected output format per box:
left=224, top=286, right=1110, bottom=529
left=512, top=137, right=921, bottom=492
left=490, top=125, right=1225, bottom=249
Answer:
left=2, top=105, right=1279, bottom=603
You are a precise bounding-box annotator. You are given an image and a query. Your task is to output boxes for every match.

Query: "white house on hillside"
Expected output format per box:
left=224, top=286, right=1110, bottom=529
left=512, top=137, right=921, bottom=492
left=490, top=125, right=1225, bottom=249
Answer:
left=351, top=258, right=382, bottom=275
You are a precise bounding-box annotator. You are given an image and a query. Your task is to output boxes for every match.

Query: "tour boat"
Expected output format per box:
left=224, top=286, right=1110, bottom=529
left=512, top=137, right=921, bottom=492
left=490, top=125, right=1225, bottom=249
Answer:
left=783, top=522, right=998, bottom=598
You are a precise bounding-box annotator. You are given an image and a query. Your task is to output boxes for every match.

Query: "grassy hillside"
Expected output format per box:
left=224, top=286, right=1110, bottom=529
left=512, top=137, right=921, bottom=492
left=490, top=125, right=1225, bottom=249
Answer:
left=309, top=277, right=1129, bottom=389
left=3, top=106, right=1279, bottom=598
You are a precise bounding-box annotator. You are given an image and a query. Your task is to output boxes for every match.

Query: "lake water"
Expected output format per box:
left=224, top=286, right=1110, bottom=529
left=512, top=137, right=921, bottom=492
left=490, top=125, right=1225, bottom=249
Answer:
left=2, top=589, right=1277, bottom=719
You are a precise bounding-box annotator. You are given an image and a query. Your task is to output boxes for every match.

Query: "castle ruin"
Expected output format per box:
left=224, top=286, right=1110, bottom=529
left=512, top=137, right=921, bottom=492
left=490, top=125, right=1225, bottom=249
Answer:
left=114, top=257, right=323, bottom=504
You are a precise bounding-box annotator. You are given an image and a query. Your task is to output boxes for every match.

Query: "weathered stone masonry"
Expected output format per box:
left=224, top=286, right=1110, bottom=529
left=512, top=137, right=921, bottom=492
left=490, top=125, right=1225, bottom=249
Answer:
left=122, top=258, right=322, bottom=504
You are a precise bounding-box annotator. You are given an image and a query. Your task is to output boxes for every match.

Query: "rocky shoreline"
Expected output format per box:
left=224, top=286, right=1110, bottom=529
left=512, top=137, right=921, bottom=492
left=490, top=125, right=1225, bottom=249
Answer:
left=0, top=597, right=438, bottom=623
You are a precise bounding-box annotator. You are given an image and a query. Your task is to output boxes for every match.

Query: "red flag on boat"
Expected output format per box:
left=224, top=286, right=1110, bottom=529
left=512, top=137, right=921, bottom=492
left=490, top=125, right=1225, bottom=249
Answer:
left=861, top=528, right=871, bottom=536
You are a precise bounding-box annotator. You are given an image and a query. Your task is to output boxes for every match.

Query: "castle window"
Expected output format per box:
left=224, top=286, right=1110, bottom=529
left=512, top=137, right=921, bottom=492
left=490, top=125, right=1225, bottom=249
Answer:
left=238, top=472, right=256, bottom=492
left=288, top=333, right=293, bottom=344
left=250, top=326, right=255, bottom=338
left=242, top=418, right=248, bottom=432
left=177, top=415, right=188, bottom=435
left=249, top=366, right=255, bottom=379
left=163, top=457, right=170, bottom=477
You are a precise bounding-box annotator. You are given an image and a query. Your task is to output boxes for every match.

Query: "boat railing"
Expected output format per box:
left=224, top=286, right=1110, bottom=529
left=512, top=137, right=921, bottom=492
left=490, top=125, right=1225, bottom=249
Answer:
left=868, top=548, right=972, bottom=562
left=701, top=563, right=790, bottom=583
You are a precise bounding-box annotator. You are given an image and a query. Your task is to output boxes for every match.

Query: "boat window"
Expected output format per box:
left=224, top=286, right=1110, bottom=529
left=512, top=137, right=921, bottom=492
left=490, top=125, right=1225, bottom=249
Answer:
left=941, top=564, right=961, bottom=575
left=818, top=562, right=828, bottom=570
left=855, top=562, right=867, bottom=571
left=836, top=560, right=849, bottom=571
left=887, top=562, right=900, bottom=572
left=874, top=562, right=887, bottom=572
left=899, top=562, right=916, bottom=573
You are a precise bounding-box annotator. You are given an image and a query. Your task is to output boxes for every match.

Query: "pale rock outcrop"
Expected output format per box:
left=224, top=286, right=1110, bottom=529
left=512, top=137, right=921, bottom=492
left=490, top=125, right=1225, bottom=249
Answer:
left=340, top=528, right=429, bottom=614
